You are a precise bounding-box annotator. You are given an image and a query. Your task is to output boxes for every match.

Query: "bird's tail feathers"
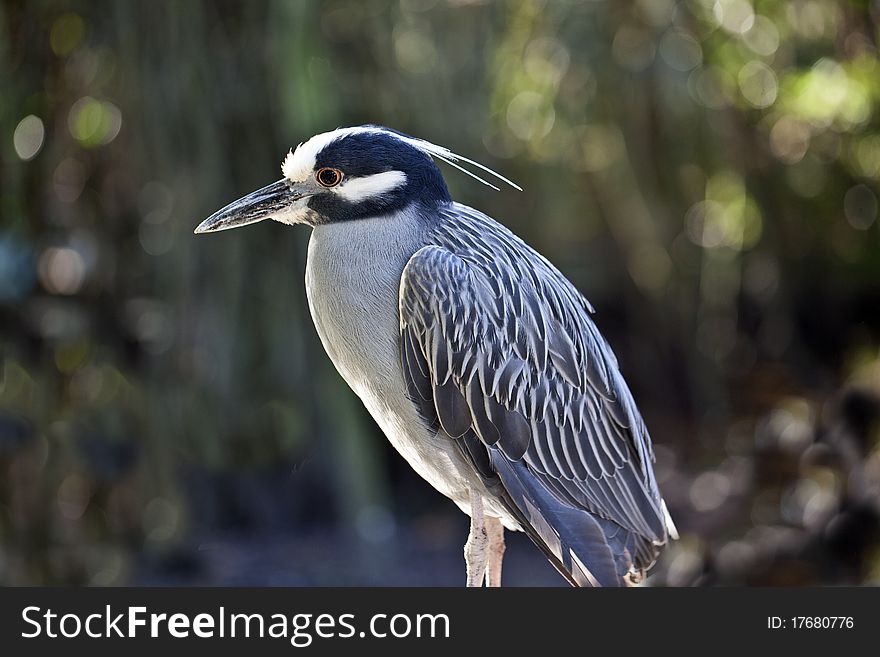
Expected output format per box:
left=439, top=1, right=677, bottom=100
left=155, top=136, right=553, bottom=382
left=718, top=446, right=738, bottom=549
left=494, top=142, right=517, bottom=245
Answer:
left=488, top=451, right=624, bottom=587
left=661, top=499, right=679, bottom=540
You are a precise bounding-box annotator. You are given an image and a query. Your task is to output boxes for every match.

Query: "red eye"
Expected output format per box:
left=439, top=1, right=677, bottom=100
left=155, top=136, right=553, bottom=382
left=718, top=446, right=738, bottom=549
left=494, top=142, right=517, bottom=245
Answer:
left=316, top=167, right=343, bottom=187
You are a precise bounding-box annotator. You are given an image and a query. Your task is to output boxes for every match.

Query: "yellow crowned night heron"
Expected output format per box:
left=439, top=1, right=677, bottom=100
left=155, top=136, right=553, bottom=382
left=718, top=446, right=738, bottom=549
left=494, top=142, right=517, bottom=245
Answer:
left=195, top=125, right=677, bottom=587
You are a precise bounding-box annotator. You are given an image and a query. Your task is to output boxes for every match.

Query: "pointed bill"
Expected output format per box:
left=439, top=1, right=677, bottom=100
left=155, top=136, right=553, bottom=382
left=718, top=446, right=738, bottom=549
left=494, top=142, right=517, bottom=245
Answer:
left=194, top=179, right=305, bottom=234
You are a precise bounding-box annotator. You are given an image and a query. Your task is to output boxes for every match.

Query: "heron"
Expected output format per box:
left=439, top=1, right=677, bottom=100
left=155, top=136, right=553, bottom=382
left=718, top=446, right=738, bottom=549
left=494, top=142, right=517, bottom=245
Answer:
left=195, top=125, right=677, bottom=587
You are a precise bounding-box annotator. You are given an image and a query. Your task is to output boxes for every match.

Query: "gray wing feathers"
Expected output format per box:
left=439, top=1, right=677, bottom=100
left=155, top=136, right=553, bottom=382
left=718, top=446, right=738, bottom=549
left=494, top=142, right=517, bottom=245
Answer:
left=399, top=207, right=669, bottom=582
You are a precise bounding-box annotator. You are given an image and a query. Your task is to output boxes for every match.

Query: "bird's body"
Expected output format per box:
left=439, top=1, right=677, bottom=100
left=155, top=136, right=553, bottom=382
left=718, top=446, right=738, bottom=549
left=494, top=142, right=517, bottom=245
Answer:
left=196, top=125, right=675, bottom=586
left=306, top=209, right=496, bottom=517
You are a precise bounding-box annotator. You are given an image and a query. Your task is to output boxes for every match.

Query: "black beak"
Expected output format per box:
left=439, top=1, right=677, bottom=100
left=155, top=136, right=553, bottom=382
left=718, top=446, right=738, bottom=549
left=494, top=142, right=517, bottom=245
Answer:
left=194, top=179, right=304, bottom=234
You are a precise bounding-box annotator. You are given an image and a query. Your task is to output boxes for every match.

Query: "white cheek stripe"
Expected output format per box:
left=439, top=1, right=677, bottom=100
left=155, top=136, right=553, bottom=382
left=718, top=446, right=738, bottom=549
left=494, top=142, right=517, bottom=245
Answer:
left=334, top=170, right=407, bottom=202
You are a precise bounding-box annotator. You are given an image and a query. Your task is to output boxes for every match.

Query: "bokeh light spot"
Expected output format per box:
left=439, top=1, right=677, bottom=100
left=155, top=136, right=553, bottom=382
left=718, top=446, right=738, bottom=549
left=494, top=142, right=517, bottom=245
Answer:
left=574, top=124, right=625, bottom=172
left=690, top=470, right=732, bottom=512
left=53, top=158, right=87, bottom=203
left=13, top=115, right=45, bottom=161
left=686, top=172, right=762, bottom=250
left=689, top=67, right=733, bottom=109
left=68, top=96, right=122, bottom=147
left=713, top=0, right=755, bottom=34
left=738, top=60, right=778, bottom=108
left=524, top=37, right=570, bottom=86
left=50, top=13, right=85, bottom=56
left=659, top=29, right=702, bottom=72
left=843, top=184, right=877, bottom=230
left=144, top=498, right=180, bottom=544
left=784, top=59, right=869, bottom=130
left=57, top=474, right=91, bottom=520
left=768, top=398, right=814, bottom=452
left=38, top=247, right=86, bottom=295
left=769, top=115, right=811, bottom=164
left=636, top=0, right=675, bottom=28
left=851, top=135, right=880, bottom=179
left=743, top=15, right=780, bottom=56
left=506, top=91, right=555, bottom=141
left=392, top=24, right=437, bottom=75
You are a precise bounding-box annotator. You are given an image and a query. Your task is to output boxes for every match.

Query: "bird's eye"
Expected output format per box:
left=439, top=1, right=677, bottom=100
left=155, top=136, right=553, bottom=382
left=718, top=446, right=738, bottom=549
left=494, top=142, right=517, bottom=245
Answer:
left=316, top=167, right=343, bottom=188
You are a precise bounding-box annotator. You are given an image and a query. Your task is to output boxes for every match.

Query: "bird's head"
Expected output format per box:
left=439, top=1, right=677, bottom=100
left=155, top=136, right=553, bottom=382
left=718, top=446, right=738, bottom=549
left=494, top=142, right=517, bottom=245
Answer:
left=194, top=125, right=519, bottom=233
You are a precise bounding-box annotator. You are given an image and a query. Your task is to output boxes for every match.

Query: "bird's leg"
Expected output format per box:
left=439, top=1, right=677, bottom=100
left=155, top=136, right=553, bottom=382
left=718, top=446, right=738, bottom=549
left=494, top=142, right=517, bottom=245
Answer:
left=464, top=490, right=489, bottom=587
left=484, top=516, right=505, bottom=587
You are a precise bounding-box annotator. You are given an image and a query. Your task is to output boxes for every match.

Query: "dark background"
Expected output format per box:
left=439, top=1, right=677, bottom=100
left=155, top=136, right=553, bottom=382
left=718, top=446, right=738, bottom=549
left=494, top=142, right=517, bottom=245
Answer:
left=1, top=0, right=879, bottom=586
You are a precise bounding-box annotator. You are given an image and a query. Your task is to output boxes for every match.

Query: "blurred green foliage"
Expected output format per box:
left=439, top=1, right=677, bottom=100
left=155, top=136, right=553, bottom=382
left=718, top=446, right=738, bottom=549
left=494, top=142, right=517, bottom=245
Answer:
left=1, top=0, right=879, bottom=585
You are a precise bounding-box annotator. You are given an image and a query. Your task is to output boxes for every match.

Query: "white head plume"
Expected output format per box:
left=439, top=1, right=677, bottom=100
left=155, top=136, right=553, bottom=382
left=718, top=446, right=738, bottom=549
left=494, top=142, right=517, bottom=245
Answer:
left=391, top=133, right=522, bottom=192
left=281, top=126, right=522, bottom=192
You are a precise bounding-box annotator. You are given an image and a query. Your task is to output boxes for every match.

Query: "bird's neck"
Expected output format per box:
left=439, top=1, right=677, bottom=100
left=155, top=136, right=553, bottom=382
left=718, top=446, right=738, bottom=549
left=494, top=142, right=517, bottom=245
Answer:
left=307, top=204, right=435, bottom=290
left=310, top=204, right=438, bottom=271
left=304, top=205, right=434, bottom=391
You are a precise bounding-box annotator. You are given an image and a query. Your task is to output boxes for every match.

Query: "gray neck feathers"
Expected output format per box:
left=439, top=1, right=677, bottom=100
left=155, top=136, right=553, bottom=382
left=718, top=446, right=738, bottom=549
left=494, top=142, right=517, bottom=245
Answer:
left=307, top=205, right=431, bottom=290
left=304, top=205, right=431, bottom=391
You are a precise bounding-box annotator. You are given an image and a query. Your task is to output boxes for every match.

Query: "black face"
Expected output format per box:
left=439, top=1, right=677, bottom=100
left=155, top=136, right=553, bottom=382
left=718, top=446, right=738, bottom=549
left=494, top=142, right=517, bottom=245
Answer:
left=307, top=130, right=452, bottom=223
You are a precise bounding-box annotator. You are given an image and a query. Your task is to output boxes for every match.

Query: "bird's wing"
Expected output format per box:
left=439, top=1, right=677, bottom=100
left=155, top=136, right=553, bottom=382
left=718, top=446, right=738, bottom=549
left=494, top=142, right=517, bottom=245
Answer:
left=398, top=242, right=669, bottom=586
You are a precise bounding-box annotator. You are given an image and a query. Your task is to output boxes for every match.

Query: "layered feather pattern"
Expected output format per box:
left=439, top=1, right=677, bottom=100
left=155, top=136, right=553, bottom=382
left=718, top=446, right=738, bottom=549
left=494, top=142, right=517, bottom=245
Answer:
left=399, top=203, right=672, bottom=585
